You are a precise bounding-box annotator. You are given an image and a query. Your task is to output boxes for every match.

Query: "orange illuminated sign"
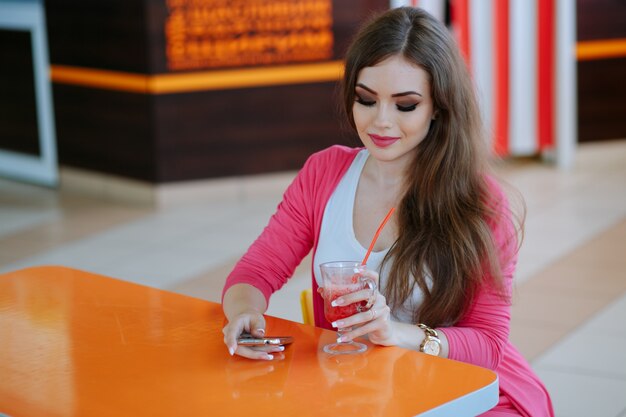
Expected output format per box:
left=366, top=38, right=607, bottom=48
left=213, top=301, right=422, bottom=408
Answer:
left=165, top=0, right=334, bottom=71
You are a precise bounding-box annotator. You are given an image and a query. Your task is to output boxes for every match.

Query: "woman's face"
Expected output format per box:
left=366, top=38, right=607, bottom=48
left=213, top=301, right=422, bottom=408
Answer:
left=352, top=55, right=435, bottom=167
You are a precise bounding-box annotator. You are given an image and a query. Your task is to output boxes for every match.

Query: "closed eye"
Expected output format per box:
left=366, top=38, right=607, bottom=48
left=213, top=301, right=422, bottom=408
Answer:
left=355, top=95, right=375, bottom=107
left=397, top=104, right=417, bottom=112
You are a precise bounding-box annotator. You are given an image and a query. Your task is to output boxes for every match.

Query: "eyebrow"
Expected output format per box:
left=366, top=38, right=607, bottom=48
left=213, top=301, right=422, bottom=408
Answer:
left=356, top=83, right=423, bottom=98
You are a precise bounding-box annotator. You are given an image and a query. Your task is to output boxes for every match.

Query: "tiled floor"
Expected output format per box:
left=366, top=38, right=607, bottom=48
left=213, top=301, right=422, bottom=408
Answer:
left=1, top=140, right=625, bottom=417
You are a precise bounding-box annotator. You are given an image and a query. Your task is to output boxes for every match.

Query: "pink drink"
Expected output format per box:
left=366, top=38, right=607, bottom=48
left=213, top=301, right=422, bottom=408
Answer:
left=323, top=284, right=367, bottom=323
left=319, top=261, right=375, bottom=354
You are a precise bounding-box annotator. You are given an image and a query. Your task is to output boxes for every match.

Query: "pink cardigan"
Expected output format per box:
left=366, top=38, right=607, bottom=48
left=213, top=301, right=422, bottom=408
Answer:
left=223, top=145, right=553, bottom=417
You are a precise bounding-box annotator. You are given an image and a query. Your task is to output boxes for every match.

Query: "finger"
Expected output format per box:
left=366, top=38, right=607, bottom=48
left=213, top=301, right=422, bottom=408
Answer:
left=260, top=345, right=287, bottom=354
left=333, top=304, right=386, bottom=329
left=334, top=288, right=377, bottom=305
left=240, top=350, right=286, bottom=361
left=268, top=345, right=287, bottom=354
left=224, top=321, right=247, bottom=355
left=242, top=344, right=286, bottom=354
left=340, top=308, right=389, bottom=341
left=364, top=289, right=378, bottom=309
left=363, top=291, right=386, bottom=311
left=235, top=345, right=276, bottom=361
left=358, top=269, right=379, bottom=284
left=339, top=319, right=378, bottom=341
left=249, top=315, right=267, bottom=338
left=331, top=309, right=370, bottom=329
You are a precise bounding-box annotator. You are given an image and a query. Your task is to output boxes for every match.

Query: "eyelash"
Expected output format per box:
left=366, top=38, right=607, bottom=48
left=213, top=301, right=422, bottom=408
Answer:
left=397, top=104, right=417, bottom=112
left=355, top=96, right=417, bottom=112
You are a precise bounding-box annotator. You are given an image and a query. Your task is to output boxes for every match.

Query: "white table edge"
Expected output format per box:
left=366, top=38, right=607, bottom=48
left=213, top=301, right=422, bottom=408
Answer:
left=415, top=375, right=499, bottom=417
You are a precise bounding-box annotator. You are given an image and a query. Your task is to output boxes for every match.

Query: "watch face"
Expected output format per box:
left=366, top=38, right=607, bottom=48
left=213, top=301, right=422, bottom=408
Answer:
left=424, top=339, right=441, bottom=356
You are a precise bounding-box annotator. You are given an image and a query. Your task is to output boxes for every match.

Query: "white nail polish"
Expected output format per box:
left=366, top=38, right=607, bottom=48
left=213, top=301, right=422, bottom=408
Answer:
left=331, top=298, right=344, bottom=307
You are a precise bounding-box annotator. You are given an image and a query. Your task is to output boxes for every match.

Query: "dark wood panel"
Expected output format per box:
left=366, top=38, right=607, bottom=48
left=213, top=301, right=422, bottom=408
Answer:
left=52, top=85, right=157, bottom=181
left=144, top=0, right=168, bottom=73
left=577, top=0, right=626, bottom=41
left=46, top=0, right=382, bottom=184
left=145, top=0, right=389, bottom=74
left=0, top=29, right=40, bottom=156
left=576, top=0, right=626, bottom=143
left=578, top=58, right=626, bottom=142
left=46, top=0, right=389, bottom=75
left=332, top=0, right=389, bottom=58
left=153, top=83, right=359, bottom=182
left=45, top=0, right=151, bottom=73
left=52, top=81, right=364, bottom=183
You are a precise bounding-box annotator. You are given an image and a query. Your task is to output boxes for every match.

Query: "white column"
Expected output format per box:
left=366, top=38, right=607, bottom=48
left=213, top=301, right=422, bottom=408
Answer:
left=469, top=0, right=494, bottom=148
left=555, top=0, right=577, bottom=169
left=509, top=0, right=537, bottom=155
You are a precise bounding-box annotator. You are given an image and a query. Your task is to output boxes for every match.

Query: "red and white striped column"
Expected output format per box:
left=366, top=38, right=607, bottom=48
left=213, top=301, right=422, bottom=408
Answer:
left=391, top=0, right=576, bottom=167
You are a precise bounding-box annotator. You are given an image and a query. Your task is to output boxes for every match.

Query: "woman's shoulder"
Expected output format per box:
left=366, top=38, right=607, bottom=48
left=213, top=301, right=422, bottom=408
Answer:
left=481, top=172, right=524, bottom=254
left=300, top=145, right=363, bottom=176
left=482, top=173, right=506, bottom=198
left=481, top=173, right=513, bottom=213
left=307, top=145, right=363, bottom=164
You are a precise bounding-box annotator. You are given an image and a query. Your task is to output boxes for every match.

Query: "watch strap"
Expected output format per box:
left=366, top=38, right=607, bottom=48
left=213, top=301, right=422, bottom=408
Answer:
left=418, top=323, right=441, bottom=356
left=418, top=323, right=439, bottom=338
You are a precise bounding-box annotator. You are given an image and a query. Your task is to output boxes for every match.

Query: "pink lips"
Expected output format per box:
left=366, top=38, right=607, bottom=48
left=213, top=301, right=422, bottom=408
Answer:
left=368, top=134, right=400, bottom=148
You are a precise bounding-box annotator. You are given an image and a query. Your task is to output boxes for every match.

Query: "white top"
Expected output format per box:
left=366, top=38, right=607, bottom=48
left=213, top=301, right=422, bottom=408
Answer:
left=313, top=149, right=426, bottom=323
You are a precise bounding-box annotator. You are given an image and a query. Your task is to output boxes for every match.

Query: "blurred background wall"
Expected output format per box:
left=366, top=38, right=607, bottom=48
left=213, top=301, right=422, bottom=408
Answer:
left=42, top=0, right=388, bottom=183
left=0, top=0, right=624, bottom=194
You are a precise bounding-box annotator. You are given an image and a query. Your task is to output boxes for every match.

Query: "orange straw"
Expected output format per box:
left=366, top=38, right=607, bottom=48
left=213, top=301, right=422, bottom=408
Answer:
left=361, top=207, right=395, bottom=265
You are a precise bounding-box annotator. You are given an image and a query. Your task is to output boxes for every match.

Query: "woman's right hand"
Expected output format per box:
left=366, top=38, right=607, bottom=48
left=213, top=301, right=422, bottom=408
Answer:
left=222, top=311, right=284, bottom=360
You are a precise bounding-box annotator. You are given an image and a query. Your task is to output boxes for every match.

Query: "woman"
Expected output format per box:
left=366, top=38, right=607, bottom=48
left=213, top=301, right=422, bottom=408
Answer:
left=222, top=7, right=553, bottom=416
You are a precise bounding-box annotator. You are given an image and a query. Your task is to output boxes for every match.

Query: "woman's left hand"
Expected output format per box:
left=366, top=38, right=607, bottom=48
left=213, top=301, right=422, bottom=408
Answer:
left=329, top=269, right=396, bottom=346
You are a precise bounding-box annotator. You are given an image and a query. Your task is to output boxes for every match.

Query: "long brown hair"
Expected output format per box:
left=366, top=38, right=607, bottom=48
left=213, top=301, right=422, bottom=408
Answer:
left=341, top=7, right=523, bottom=327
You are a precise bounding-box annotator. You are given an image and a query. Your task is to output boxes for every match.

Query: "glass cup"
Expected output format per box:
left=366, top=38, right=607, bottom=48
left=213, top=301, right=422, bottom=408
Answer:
left=319, top=261, right=377, bottom=355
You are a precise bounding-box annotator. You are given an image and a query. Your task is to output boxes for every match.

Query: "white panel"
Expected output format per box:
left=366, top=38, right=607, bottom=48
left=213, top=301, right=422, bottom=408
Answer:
left=0, top=0, right=58, bottom=186
left=390, top=0, right=411, bottom=8
left=555, top=0, right=577, bottom=169
left=469, top=0, right=494, bottom=146
left=417, top=0, right=446, bottom=21
left=508, top=0, right=537, bottom=155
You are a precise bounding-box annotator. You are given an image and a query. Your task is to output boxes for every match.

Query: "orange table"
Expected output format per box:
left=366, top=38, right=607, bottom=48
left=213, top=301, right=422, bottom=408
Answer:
left=0, top=266, right=498, bottom=417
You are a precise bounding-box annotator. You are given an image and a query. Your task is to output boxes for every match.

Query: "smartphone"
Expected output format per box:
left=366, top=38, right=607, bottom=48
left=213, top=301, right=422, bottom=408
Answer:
left=236, top=335, right=294, bottom=346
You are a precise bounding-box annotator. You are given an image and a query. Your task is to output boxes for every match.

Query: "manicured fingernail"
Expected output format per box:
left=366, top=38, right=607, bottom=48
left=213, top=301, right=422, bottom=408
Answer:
left=337, top=336, right=344, bottom=343
left=331, top=298, right=344, bottom=307
left=264, top=354, right=273, bottom=361
left=331, top=321, right=343, bottom=328
left=256, top=328, right=265, bottom=335
left=275, top=346, right=285, bottom=352
left=228, top=346, right=235, bottom=356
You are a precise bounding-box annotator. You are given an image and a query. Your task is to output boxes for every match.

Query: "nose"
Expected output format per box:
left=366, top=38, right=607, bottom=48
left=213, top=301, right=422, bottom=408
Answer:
left=374, top=103, right=393, bottom=130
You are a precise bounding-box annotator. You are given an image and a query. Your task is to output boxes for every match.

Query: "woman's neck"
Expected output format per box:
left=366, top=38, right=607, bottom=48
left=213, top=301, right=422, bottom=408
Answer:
left=363, top=154, right=409, bottom=190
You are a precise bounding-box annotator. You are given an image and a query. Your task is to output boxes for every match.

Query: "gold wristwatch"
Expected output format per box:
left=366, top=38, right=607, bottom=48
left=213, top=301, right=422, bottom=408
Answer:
left=418, top=323, right=441, bottom=356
